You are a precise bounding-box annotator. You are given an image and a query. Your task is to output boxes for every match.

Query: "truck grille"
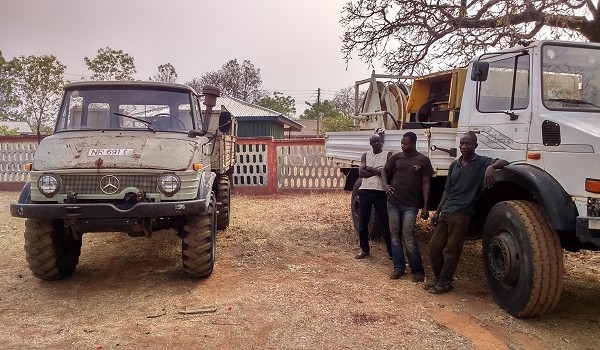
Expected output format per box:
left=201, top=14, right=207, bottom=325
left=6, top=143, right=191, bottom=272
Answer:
left=59, top=174, right=159, bottom=195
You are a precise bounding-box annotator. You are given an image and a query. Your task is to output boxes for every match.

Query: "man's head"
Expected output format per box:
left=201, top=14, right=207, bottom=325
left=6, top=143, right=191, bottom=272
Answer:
left=369, top=133, right=384, bottom=153
left=459, top=131, right=478, bottom=157
left=401, top=131, right=417, bottom=153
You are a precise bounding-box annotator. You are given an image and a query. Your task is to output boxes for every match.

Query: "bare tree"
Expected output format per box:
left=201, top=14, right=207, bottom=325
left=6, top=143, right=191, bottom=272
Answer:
left=188, top=59, right=263, bottom=102
left=149, top=63, right=177, bottom=83
left=341, top=0, right=599, bottom=74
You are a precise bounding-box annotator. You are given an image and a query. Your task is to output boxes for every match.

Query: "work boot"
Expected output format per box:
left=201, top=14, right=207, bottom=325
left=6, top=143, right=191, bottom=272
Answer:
left=429, top=280, right=453, bottom=294
left=423, top=278, right=439, bottom=290
left=354, top=251, right=369, bottom=259
left=412, top=272, right=425, bottom=283
left=389, top=269, right=406, bottom=279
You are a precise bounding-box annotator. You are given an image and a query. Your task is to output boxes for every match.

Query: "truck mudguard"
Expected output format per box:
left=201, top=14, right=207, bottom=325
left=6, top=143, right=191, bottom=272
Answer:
left=17, top=182, right=32, bottom=204
left=197, top=171, right=216, bottom=211
left=493, top=164, right=576, bottom=230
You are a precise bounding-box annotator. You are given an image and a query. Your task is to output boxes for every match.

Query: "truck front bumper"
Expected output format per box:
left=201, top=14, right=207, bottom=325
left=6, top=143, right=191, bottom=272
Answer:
left=10, top=199, right=206, bottom=220
left=576, top=216, right=600, bottom=247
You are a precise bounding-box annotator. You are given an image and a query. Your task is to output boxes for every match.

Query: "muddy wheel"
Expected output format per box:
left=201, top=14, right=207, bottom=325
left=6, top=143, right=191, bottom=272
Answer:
left=24, top=219, right=82, bottom=281
left=182, top=192, right=216, bottom=278
left=350, top=178, right=384, bottom=240
left=216, top=174, right=231, bottom=230
left=483, top=200, right=564, bottom=317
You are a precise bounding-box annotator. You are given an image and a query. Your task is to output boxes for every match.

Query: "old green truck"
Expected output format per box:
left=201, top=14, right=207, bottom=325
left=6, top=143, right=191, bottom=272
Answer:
left=10, top=81, right=237, bottom=280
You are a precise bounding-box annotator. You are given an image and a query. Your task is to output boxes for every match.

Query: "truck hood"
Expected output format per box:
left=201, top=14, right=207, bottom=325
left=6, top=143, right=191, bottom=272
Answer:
left=33, top=132, right=200, bottom=171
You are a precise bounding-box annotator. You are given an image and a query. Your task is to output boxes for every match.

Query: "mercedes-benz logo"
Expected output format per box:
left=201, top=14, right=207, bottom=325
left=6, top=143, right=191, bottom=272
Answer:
left=100, top=175, right=120, bottom=194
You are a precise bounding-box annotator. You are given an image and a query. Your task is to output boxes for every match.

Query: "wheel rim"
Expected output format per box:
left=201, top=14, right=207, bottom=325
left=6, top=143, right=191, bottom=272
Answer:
left=488, top=231, right=520, bottom=287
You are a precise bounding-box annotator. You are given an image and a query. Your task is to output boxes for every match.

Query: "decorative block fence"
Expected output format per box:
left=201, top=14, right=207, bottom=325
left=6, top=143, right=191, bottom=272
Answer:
left=0, top=135, right=346, bottom=194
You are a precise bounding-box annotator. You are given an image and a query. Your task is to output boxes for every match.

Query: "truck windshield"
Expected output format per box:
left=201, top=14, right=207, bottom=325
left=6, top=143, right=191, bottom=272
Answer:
left=55, top=88, right=195, bottom=132
left=542, top=44, right=600, bottom=112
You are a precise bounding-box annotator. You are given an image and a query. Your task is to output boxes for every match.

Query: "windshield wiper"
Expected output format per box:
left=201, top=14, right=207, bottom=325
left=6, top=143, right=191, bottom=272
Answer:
left=113, top=112, right=156, bottom=132
left=547, top=98, right=600, bottom=108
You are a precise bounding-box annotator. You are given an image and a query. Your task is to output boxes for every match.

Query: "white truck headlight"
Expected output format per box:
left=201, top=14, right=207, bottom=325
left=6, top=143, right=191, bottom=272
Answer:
left=158, top=173, right=180, bottom=196
left=38, top=174, right=61, bottom=197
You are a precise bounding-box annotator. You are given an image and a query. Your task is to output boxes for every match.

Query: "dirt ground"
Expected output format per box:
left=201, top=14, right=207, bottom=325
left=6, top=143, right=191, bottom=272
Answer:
left=1, top=191, right=600, bottom=349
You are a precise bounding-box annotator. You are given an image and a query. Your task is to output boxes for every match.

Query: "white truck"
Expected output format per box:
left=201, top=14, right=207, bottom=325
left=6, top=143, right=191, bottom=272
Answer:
left=325, top=40, right=600, bottom=317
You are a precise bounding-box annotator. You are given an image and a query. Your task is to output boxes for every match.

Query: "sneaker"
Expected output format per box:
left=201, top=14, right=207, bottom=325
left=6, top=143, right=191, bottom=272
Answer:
left=354, top=251, right=369, bottom=259
left=412, top=273, right=425, bottom=283
left=423, top=278, right=439, bottom=290
left=429, top=281, right=453, bottom=294
left=390, top=269, right=406, bottom=279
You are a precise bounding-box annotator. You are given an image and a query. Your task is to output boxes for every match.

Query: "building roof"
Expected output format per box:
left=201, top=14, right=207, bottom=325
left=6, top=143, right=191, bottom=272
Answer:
left=290, top=119, right=318, bottom=138
left=214, top=96, right=303, bottom=132
left=0, top=121, right=33, bottom=134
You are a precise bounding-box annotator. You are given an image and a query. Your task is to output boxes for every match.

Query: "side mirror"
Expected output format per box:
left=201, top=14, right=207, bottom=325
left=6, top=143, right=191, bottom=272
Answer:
left=218, top=111, right=232, bottom=134
left=471, top=61, right=489, bottom=81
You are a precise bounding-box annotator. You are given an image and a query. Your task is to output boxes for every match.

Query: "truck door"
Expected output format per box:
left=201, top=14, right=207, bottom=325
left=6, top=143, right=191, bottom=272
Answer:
left=465, top=52, right=531, bottom=162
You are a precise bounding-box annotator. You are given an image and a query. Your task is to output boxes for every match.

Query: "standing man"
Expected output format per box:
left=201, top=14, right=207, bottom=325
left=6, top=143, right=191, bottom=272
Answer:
left=355, top=133, right=392, bottom=259
left=382, top=132, right=433, bottom=281
left=427, top=131, right=509, bottom=294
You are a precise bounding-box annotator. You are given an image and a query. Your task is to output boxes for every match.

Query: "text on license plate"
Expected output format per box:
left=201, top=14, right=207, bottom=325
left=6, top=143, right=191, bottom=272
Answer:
left=87, top=149, right=134, bottom=156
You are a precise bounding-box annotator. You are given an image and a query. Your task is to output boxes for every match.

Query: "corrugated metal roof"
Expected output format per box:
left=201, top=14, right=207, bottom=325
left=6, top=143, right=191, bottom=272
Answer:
left=0, top=121, right=33, bottom=134
left=213, top=96, right=303, bottom=132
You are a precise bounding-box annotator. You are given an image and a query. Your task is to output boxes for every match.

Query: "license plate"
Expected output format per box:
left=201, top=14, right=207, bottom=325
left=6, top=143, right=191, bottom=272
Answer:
left=87, top=149, right=134, bottom=156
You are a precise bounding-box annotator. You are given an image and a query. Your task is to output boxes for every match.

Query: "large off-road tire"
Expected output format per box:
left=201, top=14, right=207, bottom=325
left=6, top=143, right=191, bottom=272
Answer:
left=24, top=218, right=82, bottom=281
left=216, top=174, right=231, bottom=230
left=350, top=178, right=384, bottom=240
left=181, top=192, right=216, bottom=278
left=483, top=200, right=564, bottom=317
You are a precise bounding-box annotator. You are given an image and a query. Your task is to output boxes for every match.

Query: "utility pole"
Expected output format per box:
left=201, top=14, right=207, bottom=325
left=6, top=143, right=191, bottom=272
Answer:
left=316, top=88, right=321, bottom=137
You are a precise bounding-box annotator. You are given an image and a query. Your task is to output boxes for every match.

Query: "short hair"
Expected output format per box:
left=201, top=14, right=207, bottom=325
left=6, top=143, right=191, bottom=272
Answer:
left=403, top=131, right=417, bottom=144
left=463, top=131, right=478, bottom=142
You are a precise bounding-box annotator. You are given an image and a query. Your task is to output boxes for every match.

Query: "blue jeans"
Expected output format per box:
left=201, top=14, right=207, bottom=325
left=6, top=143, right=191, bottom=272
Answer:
left=387, top=202, right=424, bottom=274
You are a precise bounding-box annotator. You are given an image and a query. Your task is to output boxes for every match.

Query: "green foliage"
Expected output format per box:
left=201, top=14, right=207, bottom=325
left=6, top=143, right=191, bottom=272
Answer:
left=342, top=0, right=598, bottom=75
left=188, top=59, right=263, bottom=102
left=150, top=63, right=177, bottom=83
left=300, top=100, right=340, bottom=120
left=0, top=125, right=18, bottom=135
left=0, top=51, right=22, bottom=121
left=84, top=47, right=136, bottom=81
left=321, top=114, right=355, bottom=133
left=300, top=100, right=356, bottom=136
left=255, top=92, right=296, bottom=117
left=12, top=55, right=65, bottom=136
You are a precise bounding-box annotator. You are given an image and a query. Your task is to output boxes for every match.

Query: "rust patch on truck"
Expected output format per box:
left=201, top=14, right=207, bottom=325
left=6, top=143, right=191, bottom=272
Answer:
left=94, top=158, right=104, bottom=168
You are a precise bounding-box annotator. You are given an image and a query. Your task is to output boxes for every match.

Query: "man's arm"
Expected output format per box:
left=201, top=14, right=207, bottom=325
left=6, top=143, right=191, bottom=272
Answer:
left=420, top=175, right=431, bottom=220
left=381, top=153, right=394, bottom=195
left=431, top=190, right=448, bottom=225
left=484, top=159, right=510, bottom=188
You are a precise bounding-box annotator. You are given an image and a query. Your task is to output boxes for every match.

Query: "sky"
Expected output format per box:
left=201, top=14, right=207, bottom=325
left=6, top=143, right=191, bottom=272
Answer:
left=0, top=0, right=381, bottom=118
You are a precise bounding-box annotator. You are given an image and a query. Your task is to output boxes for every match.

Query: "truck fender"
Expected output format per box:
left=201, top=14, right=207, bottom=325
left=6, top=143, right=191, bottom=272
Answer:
left=491, top=164, right=576, bottom=230
left=17, top=182, right=32, bottom=204
left=197, top=171, right=216, bottom=212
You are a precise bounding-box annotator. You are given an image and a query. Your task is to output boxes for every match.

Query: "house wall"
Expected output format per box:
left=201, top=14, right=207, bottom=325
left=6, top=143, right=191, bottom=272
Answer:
left=238, top=121, right=284, bottom=139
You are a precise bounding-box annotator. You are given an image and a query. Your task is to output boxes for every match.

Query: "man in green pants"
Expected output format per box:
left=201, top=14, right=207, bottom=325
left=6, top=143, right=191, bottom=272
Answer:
left=426, top=131, right=508, bottom=294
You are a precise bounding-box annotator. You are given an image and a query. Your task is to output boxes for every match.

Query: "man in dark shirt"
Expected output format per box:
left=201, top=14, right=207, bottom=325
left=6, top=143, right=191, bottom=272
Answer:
left=426, top=131, right=508, bottom=294
left=382, top=132, right=433, bottom=281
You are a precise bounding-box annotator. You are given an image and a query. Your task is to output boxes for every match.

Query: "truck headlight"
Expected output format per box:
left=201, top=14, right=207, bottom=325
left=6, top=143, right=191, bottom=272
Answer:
left=158, top=173, right=180, bottom=196
left=38, top=174, right=61, bottom=197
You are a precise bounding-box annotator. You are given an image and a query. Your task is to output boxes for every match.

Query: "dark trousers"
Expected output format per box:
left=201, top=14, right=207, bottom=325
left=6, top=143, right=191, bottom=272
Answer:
left=358, top=189, right=391, bottom=255
left=429, top=211, right=471, bottom=282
